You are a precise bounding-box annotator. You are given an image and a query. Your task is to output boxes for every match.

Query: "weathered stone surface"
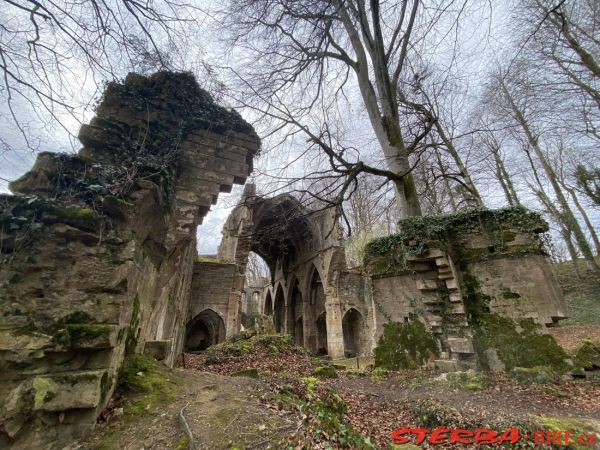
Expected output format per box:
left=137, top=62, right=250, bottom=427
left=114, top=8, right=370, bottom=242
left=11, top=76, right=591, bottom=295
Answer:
left=484, top=348, right=506, bottom=372
left=447, top=337, right=474, bottom=354
left=143, top=340, right=172, bottom=361
left=0, top=72, right=259, bottom=450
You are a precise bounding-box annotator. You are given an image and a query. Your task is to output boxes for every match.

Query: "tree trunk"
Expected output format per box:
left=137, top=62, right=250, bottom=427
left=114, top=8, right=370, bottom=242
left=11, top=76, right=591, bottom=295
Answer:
left=500, top=80, right=599, bottom=272
left=567, top=187, right=600, bottom=255
left=434, top=147, right=458, bottom=212
left=561, top=226, right=583, bottom=279
left=434, top=119, right=484, bottom=207
left=492, top=150, right=520, bottom=207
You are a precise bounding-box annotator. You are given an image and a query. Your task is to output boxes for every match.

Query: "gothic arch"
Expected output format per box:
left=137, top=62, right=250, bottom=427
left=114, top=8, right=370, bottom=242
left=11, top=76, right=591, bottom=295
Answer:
left=342, top=308, right=365, bottom=358
left=288, top=277, right=303, bottom=345
left=185, top=309, right=226, bottom=351
left=273, top=283, right=286, bottom=333
left=264, top=290, right=273, bottom=315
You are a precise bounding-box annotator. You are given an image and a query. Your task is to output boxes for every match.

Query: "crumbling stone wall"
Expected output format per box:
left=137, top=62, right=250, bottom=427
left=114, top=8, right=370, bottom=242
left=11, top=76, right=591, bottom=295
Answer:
left=364, top=207, right=567, bottom=372
left=210, top=190, right=350, bottom=358
left=0, top=72, right=259, bottom=449
left=209, top=198, right=567, bottom=372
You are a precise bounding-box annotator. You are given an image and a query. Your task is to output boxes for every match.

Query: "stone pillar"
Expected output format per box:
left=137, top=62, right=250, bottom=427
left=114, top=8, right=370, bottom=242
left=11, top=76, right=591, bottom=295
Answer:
left=325, top=300, right=345, bottom=359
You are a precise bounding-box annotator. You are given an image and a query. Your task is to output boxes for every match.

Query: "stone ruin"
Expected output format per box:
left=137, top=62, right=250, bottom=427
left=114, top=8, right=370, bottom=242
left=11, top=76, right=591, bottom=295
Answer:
left=191, top=190, right=568, bottom=368
left=0, top=72, right=568, bottom=449
left=0, top=72, right=259, bottom=448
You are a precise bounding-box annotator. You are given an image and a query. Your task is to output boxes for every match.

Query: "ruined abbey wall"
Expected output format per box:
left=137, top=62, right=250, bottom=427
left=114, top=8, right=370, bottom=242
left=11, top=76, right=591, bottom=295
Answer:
left=0, top=72, right=259, bottom=449
left=203, top=201, right=568, bottom=372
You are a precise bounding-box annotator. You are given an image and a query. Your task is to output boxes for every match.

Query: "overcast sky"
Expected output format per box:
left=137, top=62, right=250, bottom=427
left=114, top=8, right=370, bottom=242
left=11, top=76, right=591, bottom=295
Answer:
left=2, top=1, right=595, bottom=257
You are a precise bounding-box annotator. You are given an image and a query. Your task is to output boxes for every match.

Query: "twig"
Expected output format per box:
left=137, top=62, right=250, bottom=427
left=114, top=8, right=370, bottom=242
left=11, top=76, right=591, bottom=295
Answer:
left=223, top=412, right=240, bottom=432
left=179, top=402, right=194, bottom=450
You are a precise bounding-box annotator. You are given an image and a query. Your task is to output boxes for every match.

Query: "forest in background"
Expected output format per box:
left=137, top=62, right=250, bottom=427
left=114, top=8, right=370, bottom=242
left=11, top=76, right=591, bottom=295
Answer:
left=0, top=0, right=598, bottom=272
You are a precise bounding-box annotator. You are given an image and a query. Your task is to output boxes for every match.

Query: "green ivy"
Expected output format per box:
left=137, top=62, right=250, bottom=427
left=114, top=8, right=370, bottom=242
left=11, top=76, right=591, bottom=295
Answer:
left=374, top=315, right=439, bottom=370
left=365, top=206, right=546, bottom=261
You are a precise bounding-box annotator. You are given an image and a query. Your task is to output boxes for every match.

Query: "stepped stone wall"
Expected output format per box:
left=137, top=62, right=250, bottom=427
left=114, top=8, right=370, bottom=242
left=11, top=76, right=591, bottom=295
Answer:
left=0, top=72, right=259, bottom=449
left=363, top=209, right=568, bottom=372
left=212, top=201, right=568, bottom=372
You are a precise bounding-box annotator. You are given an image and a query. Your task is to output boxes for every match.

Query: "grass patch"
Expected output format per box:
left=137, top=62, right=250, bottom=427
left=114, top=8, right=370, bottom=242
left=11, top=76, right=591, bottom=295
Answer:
left=118, top=353, right=178, bottom=416
left=536, top=417, right=598, bottom=450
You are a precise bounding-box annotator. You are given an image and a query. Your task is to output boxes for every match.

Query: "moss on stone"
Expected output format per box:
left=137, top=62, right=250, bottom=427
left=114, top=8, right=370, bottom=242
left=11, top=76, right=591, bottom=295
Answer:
left=374, top=316, right=439, bottom=370
left=446, top=371, right=492, bottom=391
left=312, top=366, right=337, bottom=378
left=473, top=314, right=570, bottom=373
left=573, top=339, right=600, bottom=370
left=119, top=353, right=177, bottom=416
left=61, top=311, right=94, bottom=324
left=501, top=289, right=521, bottom=299
left=511, top=366, right=558, bottom=384
left=366, top=207, right=544, bottom=257
left=52, top=206, right=100, bottom=231
left=204, top=334, right=297, bottom=364
left=32, top=377, right=55, bottom=409
left=65, top=323, right=112, bottom=340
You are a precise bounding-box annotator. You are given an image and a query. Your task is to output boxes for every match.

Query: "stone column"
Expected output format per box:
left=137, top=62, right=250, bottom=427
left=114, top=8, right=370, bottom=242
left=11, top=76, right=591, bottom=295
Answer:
left=325, top=300, right=345, bottom=359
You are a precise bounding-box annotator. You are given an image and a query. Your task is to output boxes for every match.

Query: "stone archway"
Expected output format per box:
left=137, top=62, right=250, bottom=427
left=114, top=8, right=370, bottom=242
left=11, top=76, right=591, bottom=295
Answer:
left=307, top=266, right=327, bottom=354
left=316, top=312, right=328, bottom=355
left=185, top=309, right=226, bottom=351
left=342, top=308, right=365, bottom=358
left=274, top=284, right=285, bottom=333
left=289, top=278, right=303, bottom=345
left=264, top=291, right=273, bottom=315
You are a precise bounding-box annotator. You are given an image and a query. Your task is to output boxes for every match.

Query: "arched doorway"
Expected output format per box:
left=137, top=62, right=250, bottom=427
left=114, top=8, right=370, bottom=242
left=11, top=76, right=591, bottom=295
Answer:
left=273, top=284, right=285, bottom=333
left=185, top=309, right=225, bottom=351
left=264, top=291, right=273, bottom=315
left=289, top=278, right=303, bottom=345
left=316, top=312, right=328, bottom=355
left=342, top=308, right=364, bottom=358
left=308, top=267, right=327, bottom=355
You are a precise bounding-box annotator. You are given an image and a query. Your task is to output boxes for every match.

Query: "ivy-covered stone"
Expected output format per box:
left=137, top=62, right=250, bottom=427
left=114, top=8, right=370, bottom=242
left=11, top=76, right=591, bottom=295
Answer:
left=373, top=317, right=438, bottom=370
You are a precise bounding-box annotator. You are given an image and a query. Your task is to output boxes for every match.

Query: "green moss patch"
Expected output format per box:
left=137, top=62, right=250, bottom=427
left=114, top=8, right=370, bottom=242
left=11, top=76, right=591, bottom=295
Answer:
left=173, top=435, right=189, bottom=450
left=446, top=371, right=492, bottom=391
left=371, top=367, right=389, bottom=383
left=511, top=366, right=559, bottom=384
left=118, top=353, right=178, bottom=416
left=573, top=339, right=600, bottom=370
left=374, top=316, right=438, bottom=370
left=536, top=417, right=598, bottom=450
left=365, top=207, right=548, bottom=262
left=204, top=334, right=296, bottom=364
left=473, top=314, right=570, bottom=374
left=312, top=366, right=337, bottom=378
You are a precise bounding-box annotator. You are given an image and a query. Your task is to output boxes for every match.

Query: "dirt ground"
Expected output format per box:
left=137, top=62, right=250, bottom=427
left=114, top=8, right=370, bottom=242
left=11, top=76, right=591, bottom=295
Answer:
left=78, top=370, right=298, bottom=450
left=79, top=323, right=600, bottom=450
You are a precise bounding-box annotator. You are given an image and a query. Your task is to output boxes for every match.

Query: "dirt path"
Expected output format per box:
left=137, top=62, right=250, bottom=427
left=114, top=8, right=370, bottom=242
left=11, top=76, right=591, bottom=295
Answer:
left=79, top=370, right=297, bottom=450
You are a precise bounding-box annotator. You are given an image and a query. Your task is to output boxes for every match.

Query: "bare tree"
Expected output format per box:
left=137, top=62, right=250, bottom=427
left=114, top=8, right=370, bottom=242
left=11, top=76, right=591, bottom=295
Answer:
left=492, top=69, right=599, bottom=271
left=223, top=0, right=484, bottom=218
left=0, top=0, right=206, bottom=150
